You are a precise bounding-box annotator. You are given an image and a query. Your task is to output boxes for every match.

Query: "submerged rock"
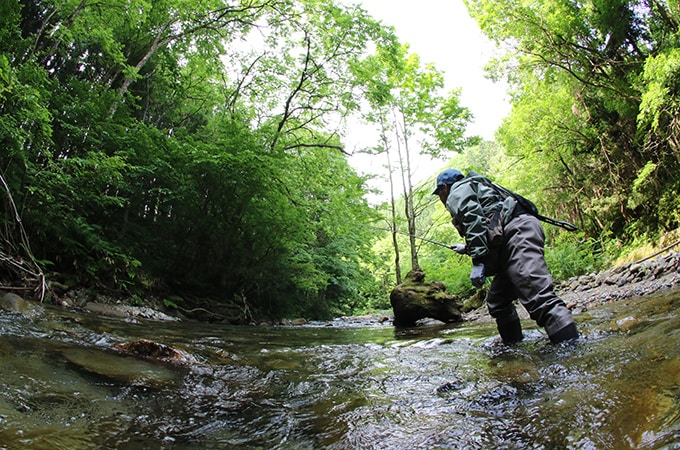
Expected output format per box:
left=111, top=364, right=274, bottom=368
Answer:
left=62, top=339, right=198, bottom=389
left=390, top=269, right=464, bottom=327
left=63, top=348, right=180, bottom=388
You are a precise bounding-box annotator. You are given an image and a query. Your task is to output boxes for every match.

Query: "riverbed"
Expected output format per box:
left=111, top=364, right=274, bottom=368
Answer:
left=1, top=287, right=679, bottom=449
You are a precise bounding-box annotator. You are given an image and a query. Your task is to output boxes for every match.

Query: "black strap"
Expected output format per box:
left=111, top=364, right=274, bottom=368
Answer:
left=535, top=214, right=578, bottom=232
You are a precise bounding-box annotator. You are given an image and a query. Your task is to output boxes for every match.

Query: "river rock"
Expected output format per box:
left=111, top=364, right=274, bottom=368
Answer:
left=0, top=291, right=43, bottom=318
left=390, top=269, right=464, bottom=326
left=115, top=338, right=198, bottom=365
left=84, top=302, right=179, bottom=321
left=462, top=289, right=486, bottom=312
left=557, top=250, right=680, bottom=310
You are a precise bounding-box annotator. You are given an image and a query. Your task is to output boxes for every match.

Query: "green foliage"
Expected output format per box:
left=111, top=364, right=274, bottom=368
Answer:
left=419, top=249, right=476, bottom=299
left=544, top=233, right=608, bottom=281
left=163, top=296, right=183, bottom=310
left=0, top=0, right=396, bottom=321
left=353, top=43, right=473, bottom=157
left=4, top=0, right=679, bottom=322
left=466, top=0, right=680, bottom=239
left=350, top=39, right=474, bottom=278
left=637, top=48, right=680, bottom=131
left=129, top=294, right=143, bottom=307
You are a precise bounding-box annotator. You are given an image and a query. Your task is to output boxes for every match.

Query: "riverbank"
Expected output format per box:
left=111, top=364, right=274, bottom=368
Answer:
left=2, top=249, right=679, bottom=326
left=558, top=250, right=680, bottom=311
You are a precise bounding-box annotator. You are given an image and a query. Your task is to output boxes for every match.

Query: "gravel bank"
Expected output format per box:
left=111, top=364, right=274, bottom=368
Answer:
left=557, top=250, right=680, bottom=313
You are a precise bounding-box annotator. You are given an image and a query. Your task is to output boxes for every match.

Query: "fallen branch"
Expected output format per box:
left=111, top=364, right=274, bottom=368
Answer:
left=634, top=239, right=680, bottom=265
left=177, top=305, right=230, bottom=321
left=0, top=286, right=35, bottom=291
left=0, top=174, right=49, bottom=301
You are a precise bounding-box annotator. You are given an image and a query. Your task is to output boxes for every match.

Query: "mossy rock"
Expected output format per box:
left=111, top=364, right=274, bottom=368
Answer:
left=462, top=289, right=486, bottom=312
left=390, top=270, right=464, bottom=327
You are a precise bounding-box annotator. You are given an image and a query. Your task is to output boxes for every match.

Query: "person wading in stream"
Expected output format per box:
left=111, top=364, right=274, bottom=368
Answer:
left=433, top=169, right=578, bottom=344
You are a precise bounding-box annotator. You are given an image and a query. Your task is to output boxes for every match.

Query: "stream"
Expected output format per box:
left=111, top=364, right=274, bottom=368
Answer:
left=1, top=287, right=679, bottom=449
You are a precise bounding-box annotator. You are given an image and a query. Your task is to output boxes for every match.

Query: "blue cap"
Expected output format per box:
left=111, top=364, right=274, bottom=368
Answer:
left=432, top=169, right=463, bottom=195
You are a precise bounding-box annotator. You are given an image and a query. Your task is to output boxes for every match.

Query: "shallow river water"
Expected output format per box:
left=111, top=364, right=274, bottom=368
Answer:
left=1, top=287, right=679, bottom=449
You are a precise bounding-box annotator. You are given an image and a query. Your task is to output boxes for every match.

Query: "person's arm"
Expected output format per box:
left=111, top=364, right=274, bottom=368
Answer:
left=446, top=180, right=489, bottom=262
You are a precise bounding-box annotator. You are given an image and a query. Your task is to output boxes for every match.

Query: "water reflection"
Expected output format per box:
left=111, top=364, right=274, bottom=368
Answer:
left=0, top=288, right=678, bottom=449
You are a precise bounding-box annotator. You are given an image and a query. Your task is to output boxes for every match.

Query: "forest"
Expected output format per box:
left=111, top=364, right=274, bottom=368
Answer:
left=1, top=0, right=678, bottom=322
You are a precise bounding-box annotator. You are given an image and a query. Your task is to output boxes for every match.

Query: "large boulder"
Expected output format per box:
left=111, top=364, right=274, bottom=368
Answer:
left=390, top=269, right=464, bottom=326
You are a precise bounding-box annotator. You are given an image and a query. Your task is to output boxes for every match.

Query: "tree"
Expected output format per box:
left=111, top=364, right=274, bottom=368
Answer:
left=465, top=0, right=680, bottom=238
left=352, top=42, right=473, bottom=279
left=222, top=1, right=392, bottom=154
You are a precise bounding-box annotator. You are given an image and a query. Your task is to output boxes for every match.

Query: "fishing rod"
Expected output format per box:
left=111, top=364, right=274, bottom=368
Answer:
left=374, top=227, right=456, bottom=250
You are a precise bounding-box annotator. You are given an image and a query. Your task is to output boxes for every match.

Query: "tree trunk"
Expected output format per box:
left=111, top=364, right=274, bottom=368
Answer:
left=381, top=119, right=402, bottom=285
left=397, top=112, right=420, bottom=272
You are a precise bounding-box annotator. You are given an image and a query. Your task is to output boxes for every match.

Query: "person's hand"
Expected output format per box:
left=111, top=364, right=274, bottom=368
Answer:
left=451, top=244, right=467, bottom=254
left=470, top=264, right=486, bottom=288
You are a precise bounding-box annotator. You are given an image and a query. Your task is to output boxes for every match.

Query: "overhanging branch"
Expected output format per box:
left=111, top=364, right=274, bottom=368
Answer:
left=283, top=143, right=349, bottom=155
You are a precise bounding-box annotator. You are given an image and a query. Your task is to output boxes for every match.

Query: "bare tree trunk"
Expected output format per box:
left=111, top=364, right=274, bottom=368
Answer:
left=395, top=110, right=420, bottom=272
left=379, top=117, right=402, bottom=284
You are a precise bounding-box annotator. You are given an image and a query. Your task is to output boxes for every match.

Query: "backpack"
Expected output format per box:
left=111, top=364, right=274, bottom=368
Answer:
left=479, top=178, right=577, bottom=232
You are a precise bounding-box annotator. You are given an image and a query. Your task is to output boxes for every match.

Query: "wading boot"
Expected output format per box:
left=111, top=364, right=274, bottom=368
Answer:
left=548, top=322, right=578, bottom=344
left=496, top=316, right=524, bottom=344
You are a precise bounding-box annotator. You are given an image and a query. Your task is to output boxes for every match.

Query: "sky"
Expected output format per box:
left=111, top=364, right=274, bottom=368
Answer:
left=343, top=0, right=512, bottom=199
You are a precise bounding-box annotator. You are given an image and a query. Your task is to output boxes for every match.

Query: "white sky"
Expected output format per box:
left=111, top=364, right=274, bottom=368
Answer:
left=344, top=0, right=511, bottom=199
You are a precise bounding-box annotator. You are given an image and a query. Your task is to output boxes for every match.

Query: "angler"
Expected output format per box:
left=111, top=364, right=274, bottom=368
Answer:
left=433, top=169, right=579, bottom=345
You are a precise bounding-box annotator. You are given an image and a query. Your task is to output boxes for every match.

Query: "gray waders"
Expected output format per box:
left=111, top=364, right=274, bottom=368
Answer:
left=485, top=214, right=578, bottom=344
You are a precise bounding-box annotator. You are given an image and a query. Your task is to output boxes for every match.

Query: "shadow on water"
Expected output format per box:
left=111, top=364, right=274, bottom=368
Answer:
left=0, top=287, right=679, bottom=449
